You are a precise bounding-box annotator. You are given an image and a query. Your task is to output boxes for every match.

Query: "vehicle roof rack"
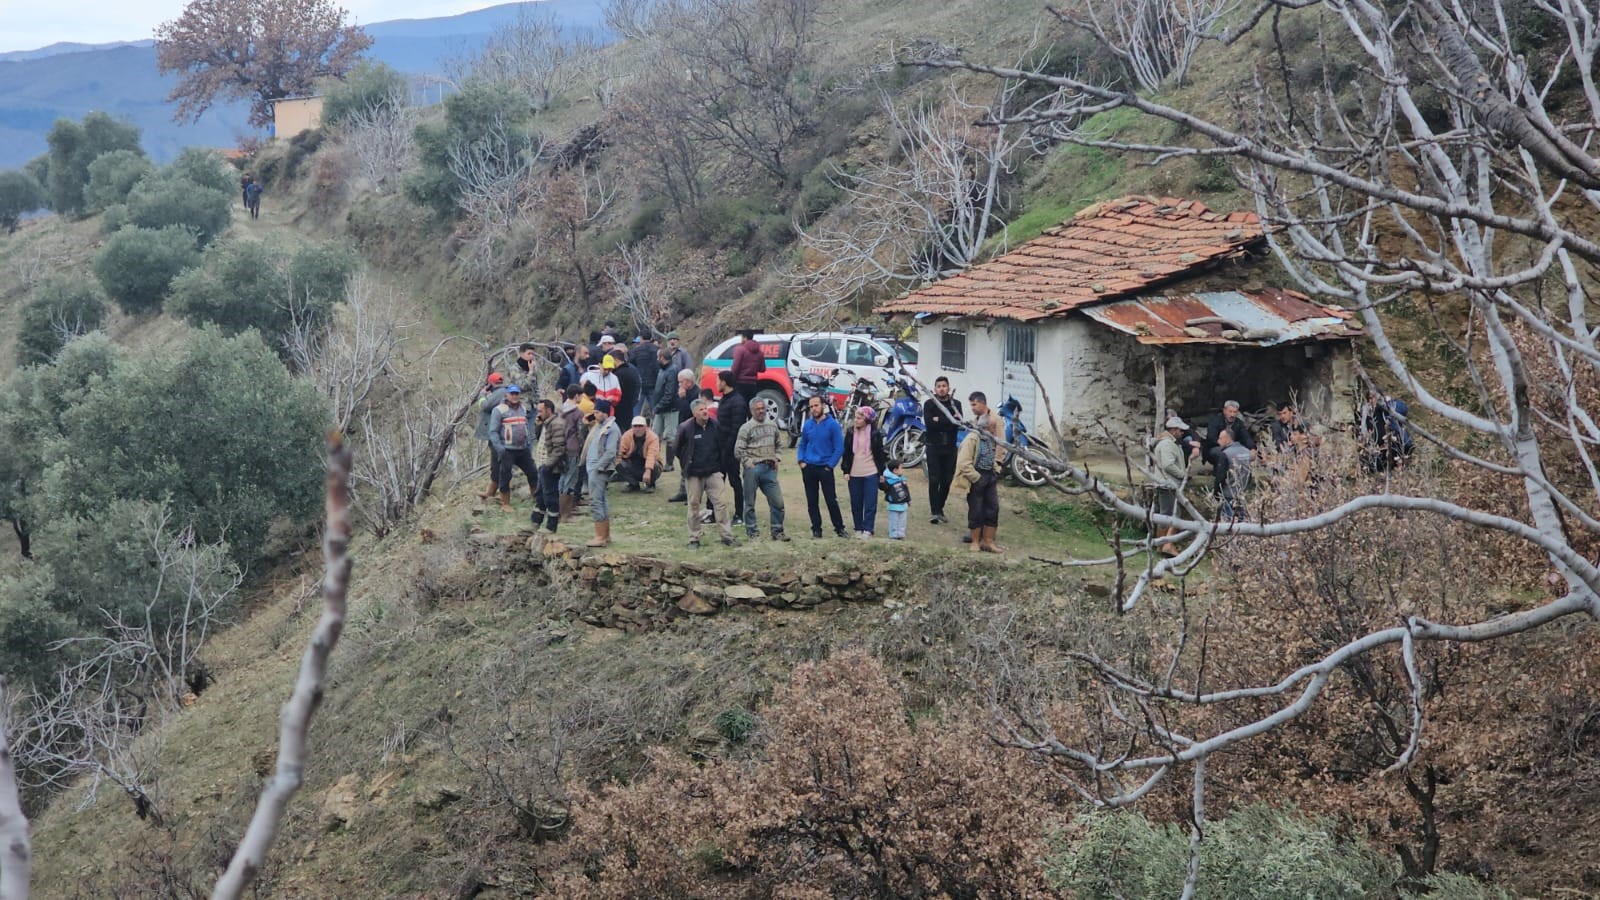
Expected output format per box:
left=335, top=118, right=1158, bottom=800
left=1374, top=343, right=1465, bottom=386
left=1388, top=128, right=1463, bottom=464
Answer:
left=841, top=325, right=888, bottom=335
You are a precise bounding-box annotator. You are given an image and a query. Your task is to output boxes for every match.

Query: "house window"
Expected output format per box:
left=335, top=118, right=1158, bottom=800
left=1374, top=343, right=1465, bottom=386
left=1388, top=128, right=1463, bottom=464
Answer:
left=941, top=329, right=967, bottom=372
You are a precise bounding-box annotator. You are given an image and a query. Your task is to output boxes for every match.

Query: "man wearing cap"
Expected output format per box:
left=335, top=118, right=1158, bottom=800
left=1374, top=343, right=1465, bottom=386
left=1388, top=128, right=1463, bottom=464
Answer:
left=678, top=398, right=737, bottom=548
left=617, top=416, right=663, bottom=492
left=630, top=333, right=661, bottom=413
left=735, top=397, right=789, bottom=541
left=474, top=372, right=508, bottom=500
left=1153, top=416, right=1191, bottom=555
left=595, top=333, right=618, bottom=362
left=664, top=331, right=692, bottom=378
left=729, top=328, right=764, bottom=401
left=582, top=355, right=623, bottom=407
left=488, top=384, right=537, bottom=511
left=584, top=399, right=622, bottom=547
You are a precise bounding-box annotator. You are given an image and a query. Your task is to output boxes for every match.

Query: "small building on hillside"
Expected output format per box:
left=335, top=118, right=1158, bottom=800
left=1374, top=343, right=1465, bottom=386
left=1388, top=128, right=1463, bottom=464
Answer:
left=271, top=96, right=324, bottom=140
left=874, top=196, right=1360, bottom=443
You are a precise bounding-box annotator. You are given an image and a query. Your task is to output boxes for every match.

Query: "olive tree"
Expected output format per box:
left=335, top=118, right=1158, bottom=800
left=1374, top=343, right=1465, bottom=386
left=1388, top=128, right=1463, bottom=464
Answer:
left=92, top=225, right=203, bottom=315
left=14, top=275, right=108, bottom=367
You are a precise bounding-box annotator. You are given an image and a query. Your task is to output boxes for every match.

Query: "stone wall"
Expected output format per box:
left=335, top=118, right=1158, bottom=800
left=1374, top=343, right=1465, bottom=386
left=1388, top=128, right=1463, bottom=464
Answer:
left=474, top=531, right=896, bottom=631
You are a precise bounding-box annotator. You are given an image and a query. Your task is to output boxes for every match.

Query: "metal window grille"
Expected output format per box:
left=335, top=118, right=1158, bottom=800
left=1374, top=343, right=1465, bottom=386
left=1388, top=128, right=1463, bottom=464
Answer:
left=941, top=329, right=967, bottom=372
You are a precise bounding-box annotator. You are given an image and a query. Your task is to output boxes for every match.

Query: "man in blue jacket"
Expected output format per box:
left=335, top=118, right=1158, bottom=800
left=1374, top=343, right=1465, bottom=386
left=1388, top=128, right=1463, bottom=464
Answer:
left=796, top=394, right=847, bottom=538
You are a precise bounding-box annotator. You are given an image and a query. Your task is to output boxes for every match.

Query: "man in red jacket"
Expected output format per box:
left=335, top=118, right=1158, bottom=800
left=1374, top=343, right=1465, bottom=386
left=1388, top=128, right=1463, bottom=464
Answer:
left=729, top=329, right=764, bottom=401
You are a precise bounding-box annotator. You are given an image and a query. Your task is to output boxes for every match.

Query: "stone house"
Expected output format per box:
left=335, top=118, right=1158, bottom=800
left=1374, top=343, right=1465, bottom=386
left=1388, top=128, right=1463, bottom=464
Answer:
left=874, top=195, right=1360, bottom=443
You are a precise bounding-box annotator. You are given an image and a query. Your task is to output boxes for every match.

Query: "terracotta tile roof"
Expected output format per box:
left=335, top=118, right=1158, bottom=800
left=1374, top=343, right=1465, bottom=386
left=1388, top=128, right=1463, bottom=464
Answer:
left=1080, top=289, right=1357, bottom=346
left=874, top=196, right=1263, bottom=321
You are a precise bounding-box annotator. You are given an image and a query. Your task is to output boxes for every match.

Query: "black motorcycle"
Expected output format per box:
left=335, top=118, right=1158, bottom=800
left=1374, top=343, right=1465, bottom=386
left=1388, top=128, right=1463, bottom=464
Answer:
left=787, top=368, right=838, bottom=446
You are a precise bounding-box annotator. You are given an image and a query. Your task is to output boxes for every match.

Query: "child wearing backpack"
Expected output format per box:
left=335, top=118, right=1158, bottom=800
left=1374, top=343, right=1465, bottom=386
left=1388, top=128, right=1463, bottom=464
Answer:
left=881, top=459, right=911, bottom=540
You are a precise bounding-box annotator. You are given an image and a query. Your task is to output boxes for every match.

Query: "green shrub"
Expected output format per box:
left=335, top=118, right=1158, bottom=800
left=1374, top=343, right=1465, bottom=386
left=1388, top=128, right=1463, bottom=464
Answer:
left=44, top=111, right=142, bottom=217
left=100, top=203, right=129, bottom=234
left=37, top=327, right=327, bottom=564
left=168, top=237, right=357, bottom=347
left=93, top=225, right=203, bottom=315
left=0, top=169, right=48, bottom=233
left=1049, top=805, right=1396, bottom=899
left=84, top=149, right=154, bottom=212
left=165, top=147, right=236, bottom=195
left=15, top=275, right=108, bottom=366
left=125, top=174, right=232, bottom=247
left=713, top=706, right=759, bottom=743
left=407, top=81, right=533, bottom=217
left=322, top=60, right=409, bottom=128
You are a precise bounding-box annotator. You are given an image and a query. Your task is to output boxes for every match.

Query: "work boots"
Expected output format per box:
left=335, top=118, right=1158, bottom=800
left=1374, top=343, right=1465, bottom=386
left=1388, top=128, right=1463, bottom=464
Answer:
left=586, top=520, right=610, bottom=548
left=558, top=495, right=576, bottom=524
left=498, top=490, right=513, bottom=512
left=477, top=480, right=498, bottom=500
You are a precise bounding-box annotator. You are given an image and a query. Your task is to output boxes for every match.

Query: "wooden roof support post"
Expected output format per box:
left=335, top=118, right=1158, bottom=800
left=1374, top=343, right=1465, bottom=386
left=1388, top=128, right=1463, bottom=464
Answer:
left=1152, top=351, right=1167, bottom=436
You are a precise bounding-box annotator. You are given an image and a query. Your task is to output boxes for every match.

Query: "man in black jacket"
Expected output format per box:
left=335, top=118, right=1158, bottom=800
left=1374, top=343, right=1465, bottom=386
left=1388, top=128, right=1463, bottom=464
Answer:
left=611, top=349, right=643, bottom=424
left=922, top=376, right=963, bottom=524
left=1204, top=400, right=1256, bottom=495
left=677, top=399, right=736, bottom=547
left=630, top=335, right=660, bottom=409
left=715, top=371, right=749, bottom=523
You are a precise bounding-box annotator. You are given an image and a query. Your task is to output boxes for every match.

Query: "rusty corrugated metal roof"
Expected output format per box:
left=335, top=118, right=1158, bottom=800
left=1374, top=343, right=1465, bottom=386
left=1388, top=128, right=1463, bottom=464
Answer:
left=874, top=196, right=1262, bottom=321
left=1080, top=289, right=1357, bottom=346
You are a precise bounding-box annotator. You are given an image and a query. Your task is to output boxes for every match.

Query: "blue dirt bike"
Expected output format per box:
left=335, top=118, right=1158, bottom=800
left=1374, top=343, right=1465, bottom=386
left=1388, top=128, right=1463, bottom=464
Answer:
left=882, top=377, right=927, bottom=468
left=999, top=395, right=1065, bottom=487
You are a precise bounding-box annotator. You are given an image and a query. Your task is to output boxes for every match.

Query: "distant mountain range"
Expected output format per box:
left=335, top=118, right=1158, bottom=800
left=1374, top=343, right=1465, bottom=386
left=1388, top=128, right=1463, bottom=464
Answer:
left=0, top=0, right=607, bottom=169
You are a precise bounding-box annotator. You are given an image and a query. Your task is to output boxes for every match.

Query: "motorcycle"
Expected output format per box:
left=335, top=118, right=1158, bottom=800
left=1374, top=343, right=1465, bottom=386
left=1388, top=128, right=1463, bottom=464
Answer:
left=999, top=395, right=1065, bottom=487
left=787, top=367, right=838, bottom=447
left=840, top=374, right=888, bottom=431
left=882, top=377, right=927, bottom=468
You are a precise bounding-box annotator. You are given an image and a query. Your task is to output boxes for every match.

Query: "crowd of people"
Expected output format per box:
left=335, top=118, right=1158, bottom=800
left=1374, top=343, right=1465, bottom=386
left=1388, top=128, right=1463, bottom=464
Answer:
left=474, top=331, right=1016, bottom=553
left=476, top=328, right=1417, bottom=554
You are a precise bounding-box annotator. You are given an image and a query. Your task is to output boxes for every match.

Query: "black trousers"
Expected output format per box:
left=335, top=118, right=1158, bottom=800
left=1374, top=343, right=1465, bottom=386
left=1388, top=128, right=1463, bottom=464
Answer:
left=925, top=443, right=957, bottom=516
left=966, top=469, right=1000, bottom=529
left=496, top=446, right=537, bottom=493
left=802, top=464, right=846, bottom=535
left=724, top=459, right=745, bottom=519
left=621, top=455, right=663, bottom=488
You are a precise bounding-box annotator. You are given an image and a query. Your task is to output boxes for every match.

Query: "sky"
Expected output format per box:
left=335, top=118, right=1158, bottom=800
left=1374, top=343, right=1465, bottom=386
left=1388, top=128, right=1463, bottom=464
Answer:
left=0, top=0, right=503, bottom=53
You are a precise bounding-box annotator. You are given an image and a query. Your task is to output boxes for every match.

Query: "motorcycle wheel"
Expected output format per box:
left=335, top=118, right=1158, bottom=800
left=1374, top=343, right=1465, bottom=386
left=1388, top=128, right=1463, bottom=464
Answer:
left=887, top=429, right=926, bottom=468
left=1008, top=442, right=1057, bottom=488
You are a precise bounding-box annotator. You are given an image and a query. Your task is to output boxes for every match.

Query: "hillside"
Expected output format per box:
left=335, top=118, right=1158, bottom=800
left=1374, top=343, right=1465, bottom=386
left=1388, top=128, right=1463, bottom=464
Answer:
left=8, top=0, right=1600, bottom=896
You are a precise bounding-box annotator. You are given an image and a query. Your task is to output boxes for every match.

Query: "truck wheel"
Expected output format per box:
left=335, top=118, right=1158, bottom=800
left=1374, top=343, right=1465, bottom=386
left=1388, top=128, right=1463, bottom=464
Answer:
left=755, top=388, right=789, bottom=427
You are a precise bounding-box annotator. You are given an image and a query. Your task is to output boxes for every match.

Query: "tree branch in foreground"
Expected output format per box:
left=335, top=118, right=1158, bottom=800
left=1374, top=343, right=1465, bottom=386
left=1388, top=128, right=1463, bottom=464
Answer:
left=211, top=433, right=353, bottom=899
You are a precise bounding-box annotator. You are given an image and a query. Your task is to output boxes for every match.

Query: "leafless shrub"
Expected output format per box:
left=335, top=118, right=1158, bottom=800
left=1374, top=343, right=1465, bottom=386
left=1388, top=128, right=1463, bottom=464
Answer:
left=339, top=92, right=417, bottom=194
left=350, top=383, right=463, bottom=538
left=608, top=238, right=673, bottom=339
left=467, top=8, right=602, bottom=112
left=284, top=270, right=412, bottom=434
left=1056, top=0, right=1244, bottom=92
left=7, top=233, right=76, bottom=292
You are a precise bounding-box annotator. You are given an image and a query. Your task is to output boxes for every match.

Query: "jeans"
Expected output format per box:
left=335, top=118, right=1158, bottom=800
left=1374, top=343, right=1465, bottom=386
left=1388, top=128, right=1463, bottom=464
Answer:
left=802, top=464, right=845, bottom=535
left=587, top=468, right=611, bottom=521
left=535, top=465, right=562, bottom=529
left=848, top=475, right=878, bottom=534
left=925, top=443, right=957, bottom=517
left=496, top=446, right=536, bottom=493
left=741, top=462, right=786, bottom=535
left=887, top=508, right=907, bottom=539
left=559, top=460, right=585, bottom=497
left=687, top=473, right=733, bottom=541
left=654, top=410, right=680, bottom=468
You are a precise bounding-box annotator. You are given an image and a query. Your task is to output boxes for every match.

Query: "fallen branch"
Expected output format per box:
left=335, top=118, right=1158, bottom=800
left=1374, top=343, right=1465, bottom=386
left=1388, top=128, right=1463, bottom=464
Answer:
left=212, top=433, right=354, bottom=899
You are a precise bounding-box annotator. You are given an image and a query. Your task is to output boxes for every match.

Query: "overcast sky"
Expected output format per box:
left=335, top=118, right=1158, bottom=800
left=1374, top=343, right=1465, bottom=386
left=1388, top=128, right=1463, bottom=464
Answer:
left=0, top=1, right=502, bottom=53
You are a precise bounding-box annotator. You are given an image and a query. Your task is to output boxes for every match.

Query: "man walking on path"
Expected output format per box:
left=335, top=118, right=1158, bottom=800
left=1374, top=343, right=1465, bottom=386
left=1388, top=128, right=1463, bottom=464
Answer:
left=729, top=329, right=764, bottom=401
left=922, top=376, right=962, bottom=524
left=531, top=399, right=567, bottom=533
left=796, top=394, right=847, bottom=538
left=617, top=416, right=663, bottom=492
left=736, top=397, right=789, bottom=541
left=244, top=179, right=263, bottom=219
left=955, top=391, right=1004, bottom=553
left=1152, top=416, right=1190, bottom=555
left=584, top=399, right=621, bottom=547
left=488, top=385, right=537, bottom=511
left=475, top=372, right=508, bottom=500
left=716, top=371, right=749, bottom=523
left=678, top=399, right=737, bottom=548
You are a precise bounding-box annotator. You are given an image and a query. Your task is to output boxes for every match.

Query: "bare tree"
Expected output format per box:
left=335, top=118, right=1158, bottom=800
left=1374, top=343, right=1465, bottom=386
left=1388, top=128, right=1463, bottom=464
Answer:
left=468, top=8, right=602, bottom=112
left=0, top=681, right=30, bottom=900
left=212, top=434, right=353, bottom=899
left=338, top=92, right=417, bottom=194
left=350, top=387, right=463, bottom=538
left=284, top=271, right=411, bottom=434
left=608, top=239, right=675, bottom=339
left=918, top=0, right=1600, bottom=892
left=447, top=119, right=547, bottom=284
left=542, top=161, right=617, bottom=305
left=796, top=81, right=1037, bottom=313
left=1055, top=0, right=1244, bottom=92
